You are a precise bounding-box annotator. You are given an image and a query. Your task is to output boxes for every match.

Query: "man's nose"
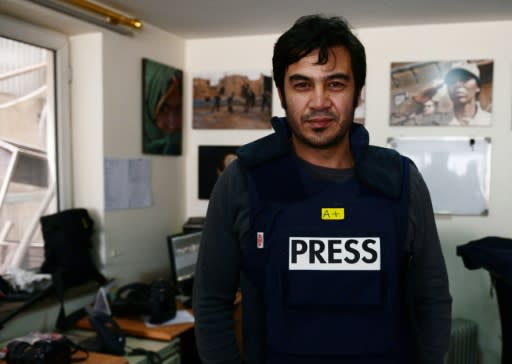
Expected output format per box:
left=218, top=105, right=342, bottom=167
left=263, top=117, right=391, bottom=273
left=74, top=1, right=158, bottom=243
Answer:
left=310, top=87, right=332, bottom=109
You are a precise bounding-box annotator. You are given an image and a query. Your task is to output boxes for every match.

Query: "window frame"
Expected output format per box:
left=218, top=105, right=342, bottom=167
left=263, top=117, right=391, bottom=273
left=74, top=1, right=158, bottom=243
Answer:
left=0, top=13, right=72, bottom=210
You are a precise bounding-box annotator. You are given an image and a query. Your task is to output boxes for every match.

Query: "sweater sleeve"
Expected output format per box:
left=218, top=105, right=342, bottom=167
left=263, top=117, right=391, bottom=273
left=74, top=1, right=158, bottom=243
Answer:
left=407, top=162, right=453, bottom=364
left=193, top=160, right=248, bottom=364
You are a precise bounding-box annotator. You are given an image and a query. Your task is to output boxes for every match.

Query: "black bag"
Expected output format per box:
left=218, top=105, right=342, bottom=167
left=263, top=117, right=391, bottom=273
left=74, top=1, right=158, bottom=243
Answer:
left=40, top=208, right=106, bottom=288
left=39, top=208, right=107, bottom=330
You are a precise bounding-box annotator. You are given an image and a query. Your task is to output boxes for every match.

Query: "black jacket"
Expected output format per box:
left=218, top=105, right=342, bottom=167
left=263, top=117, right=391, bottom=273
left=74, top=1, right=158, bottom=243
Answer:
left=193, top=118, right=452, bottom=364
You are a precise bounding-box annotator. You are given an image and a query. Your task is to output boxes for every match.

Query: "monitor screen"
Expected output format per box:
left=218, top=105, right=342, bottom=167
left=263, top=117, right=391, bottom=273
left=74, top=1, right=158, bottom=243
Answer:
left=167, top=231, right=202, bottom=295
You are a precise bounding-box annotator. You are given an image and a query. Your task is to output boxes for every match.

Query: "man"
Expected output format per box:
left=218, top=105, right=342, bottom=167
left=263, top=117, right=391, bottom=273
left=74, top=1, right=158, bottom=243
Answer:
left=445, top=61, right=491, bottom=126
left=193, top=15, right=452, bottom=364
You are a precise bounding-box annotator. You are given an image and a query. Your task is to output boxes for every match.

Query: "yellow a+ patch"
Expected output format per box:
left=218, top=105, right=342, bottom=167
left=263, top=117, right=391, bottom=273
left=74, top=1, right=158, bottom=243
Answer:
left=321, top=208, right=345, bottom=220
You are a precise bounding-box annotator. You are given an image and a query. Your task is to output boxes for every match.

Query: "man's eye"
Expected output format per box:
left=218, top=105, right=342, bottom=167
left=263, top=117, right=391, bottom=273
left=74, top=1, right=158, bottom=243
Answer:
left=328, top=81, right=345, bottom=89
left=293, top=82, right=310, bottom=90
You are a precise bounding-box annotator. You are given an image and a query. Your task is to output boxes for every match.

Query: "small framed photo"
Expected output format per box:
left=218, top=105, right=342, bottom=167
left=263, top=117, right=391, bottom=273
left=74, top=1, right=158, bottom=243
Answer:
left=142, top=58, right=183, bottom=155
left=198, top=145, right=240, bottom=199
left=193, top=70, right=272, bottom=129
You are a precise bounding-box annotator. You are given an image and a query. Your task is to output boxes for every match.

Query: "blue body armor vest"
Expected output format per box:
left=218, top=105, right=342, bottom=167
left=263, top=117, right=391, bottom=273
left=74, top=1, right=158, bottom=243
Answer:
left=242, top=154, right=411, bottom=364
left=237, top=118, right=414, bottom=363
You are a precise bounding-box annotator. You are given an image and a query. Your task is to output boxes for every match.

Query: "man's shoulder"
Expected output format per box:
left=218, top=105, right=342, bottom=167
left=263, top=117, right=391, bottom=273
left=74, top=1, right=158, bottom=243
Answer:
left=365, top=145, right=402, bottom=165
left=236, top=117, right=291, bottom=168
left=355, top=145, right=405, bottom=199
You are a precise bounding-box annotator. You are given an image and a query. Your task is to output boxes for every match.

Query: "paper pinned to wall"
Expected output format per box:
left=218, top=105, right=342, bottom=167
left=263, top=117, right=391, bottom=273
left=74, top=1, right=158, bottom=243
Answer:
left=104, top=158, right=152, bottom=210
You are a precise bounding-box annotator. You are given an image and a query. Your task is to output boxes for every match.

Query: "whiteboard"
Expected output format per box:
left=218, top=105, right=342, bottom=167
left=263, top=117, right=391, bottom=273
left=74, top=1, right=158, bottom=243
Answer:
left=387, top=137, right=491, bottom=215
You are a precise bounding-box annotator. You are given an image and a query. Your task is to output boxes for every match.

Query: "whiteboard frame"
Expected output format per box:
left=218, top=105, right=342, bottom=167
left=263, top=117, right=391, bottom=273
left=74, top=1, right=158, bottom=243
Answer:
left=388, top=136, right=491, bottom=216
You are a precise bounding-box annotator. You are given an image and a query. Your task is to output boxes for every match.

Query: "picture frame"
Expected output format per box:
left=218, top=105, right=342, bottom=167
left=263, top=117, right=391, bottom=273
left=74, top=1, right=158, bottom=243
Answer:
left=388, top=136, right=490, bottom=215
left=390, top=59, right=493, bottom=126
left=193, top=70, right=272, bottom=129
left=198, top=145, right=240, bottom=199
left=142, top=58, right=183, bottom=155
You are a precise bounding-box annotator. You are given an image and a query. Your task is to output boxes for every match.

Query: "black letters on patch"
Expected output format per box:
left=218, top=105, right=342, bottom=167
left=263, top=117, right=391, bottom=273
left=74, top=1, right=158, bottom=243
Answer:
left=291, top=240, right=308, bottom=263
left=327, top=239, right=342, bottom=263
left=362, top=239, right=378, bottom=263
left=309, top=239, right=326, bottom=264
left=344, top=239, right=360, bottom=264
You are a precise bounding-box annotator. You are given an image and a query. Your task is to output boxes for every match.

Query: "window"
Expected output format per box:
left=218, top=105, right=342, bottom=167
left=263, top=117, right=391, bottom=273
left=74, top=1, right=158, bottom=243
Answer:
left=0, top=15, right=71, bottom=274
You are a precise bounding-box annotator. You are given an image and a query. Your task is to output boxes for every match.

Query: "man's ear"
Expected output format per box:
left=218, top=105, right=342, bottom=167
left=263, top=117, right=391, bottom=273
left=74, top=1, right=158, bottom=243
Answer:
left=277, top=87, right=287, bottom=110
left=357, top=90, right=363, bottom=107
left=353, top=87, right=364, bottom=109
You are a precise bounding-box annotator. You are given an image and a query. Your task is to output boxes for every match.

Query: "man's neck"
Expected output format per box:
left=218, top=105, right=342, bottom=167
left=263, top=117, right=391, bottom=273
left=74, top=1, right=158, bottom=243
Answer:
left=291, top=139, right=354, bottom=169
left=454, top=100, right=478, bottom=123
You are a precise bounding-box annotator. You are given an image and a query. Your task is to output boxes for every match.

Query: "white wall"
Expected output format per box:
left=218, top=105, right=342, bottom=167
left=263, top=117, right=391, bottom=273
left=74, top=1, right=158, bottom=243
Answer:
left=70, top=25, right=186, bottom=284
left=185, top=21, right=512, bottom=364
left=101, top=27, right=186, bottom=282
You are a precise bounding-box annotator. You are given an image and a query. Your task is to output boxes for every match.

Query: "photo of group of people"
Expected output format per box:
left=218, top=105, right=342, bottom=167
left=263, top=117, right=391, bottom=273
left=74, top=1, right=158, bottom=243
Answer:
left=390, top=59, right=493, bottom=127
left=193, top=70, right=272, bottom=129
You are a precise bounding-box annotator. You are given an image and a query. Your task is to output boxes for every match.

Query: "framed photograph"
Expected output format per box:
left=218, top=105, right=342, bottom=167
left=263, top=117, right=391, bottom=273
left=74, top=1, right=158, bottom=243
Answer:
left=193, top=70, right=272, bottom=129
left=390, top=59, right=493, bottom=126
left=142, top=58, right=183, bottom=155
left=198, top=145, right=240, bottom=199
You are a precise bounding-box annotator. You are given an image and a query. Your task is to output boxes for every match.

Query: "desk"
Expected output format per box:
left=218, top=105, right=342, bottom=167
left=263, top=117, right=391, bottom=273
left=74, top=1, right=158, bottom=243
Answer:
left=74, top=311, right=198, bottom=363
left=74, top=313, right=193, bottom=341
left=1, top=295, right=241, bottom=363
left=68, top=330, right=181, bottom=364
left=0, top=352, right=128, bottom=364
left=77, top=351, right=128, bottom=364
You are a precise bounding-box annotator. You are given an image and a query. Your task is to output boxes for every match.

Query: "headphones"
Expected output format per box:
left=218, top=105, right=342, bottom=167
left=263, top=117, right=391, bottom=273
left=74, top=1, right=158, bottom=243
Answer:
left=111, top=280, right=177, bottom=324
left=111, top=283, right=152, bottom=316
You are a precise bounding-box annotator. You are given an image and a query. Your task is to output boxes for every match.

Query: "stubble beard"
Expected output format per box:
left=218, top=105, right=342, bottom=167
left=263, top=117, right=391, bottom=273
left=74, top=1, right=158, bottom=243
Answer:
left=288, top=111, right=354, bottom=150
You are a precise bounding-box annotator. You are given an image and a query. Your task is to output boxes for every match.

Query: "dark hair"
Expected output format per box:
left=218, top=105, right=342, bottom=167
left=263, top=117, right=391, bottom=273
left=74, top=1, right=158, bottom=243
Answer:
left=272, top=14, right=366, bottom=108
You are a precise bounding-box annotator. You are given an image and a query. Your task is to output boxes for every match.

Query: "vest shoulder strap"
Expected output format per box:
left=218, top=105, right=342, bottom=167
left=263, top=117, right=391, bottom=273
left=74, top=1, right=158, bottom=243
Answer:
left=355, top=145, right=408, bottom=200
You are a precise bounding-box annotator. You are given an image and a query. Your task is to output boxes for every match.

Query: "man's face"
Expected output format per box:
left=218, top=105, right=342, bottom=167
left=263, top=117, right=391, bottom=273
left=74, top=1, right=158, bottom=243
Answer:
left=446, top=71, right=480, bottom=106
left=280, top=46, right=357, bottom=150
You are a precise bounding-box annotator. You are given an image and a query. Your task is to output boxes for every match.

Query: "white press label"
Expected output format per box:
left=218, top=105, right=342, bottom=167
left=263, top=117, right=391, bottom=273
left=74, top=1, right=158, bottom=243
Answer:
left=289, top=237, right=380, bottom=270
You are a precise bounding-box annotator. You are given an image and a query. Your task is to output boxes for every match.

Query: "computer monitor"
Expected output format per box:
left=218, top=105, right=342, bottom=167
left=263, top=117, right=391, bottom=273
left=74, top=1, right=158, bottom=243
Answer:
left=167, top=231, right=202, bottom=297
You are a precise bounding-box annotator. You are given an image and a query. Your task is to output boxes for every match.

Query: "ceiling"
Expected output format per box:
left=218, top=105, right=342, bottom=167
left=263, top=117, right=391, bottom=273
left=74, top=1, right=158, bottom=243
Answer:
left=101, top=0, right=512, bottom=39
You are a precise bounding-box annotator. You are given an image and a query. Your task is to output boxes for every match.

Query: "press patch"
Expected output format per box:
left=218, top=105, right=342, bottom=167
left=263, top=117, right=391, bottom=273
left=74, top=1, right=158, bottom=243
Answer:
left=321, top=208, right=344, bottom=220
left=289, top=237, right=380, bottom=270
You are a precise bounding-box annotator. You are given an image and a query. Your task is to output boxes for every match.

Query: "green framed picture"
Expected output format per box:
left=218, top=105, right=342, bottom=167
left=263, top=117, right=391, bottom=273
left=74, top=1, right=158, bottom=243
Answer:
left=142, top=58, right=183, bottom=155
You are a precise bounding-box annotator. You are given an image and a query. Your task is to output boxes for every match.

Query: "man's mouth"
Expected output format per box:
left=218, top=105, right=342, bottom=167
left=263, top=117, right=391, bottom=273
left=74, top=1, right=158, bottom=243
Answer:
left=454, top=88, right=468, bottom=97
left=307, top=118, right=332, bottom=128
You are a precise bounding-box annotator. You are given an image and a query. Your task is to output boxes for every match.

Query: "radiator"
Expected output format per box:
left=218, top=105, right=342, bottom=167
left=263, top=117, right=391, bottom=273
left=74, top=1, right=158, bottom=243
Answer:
left=445, top=318, right=479, bottom=364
